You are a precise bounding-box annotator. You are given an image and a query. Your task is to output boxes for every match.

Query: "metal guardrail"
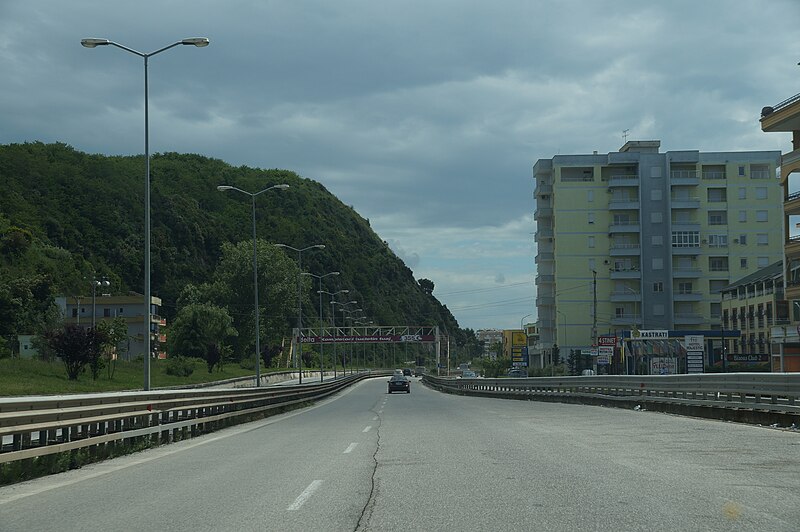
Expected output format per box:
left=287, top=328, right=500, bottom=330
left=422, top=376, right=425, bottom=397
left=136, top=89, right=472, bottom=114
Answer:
left=0, top=371, right=387, bottom=464
left=423, top=374, right=800, bottom=424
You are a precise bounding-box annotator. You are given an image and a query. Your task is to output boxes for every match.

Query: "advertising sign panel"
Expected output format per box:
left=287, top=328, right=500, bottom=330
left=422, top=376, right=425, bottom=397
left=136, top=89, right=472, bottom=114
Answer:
left=650, top=357, right=677, bottom=375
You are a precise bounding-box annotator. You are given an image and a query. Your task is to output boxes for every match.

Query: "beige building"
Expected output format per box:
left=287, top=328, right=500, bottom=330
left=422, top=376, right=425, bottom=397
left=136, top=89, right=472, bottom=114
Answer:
left=720, top=261, right=785, bottom=368
left=55, top=295, right=166, bottom=360
left=760, top=94, right=800, bottom=371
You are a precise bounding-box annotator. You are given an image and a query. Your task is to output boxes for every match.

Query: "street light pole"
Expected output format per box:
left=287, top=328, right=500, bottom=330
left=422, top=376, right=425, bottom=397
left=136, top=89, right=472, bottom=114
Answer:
left=91, top=276, right=110, bottom=330
left=302, top=271, right=340, bottom=382
left=82, top=36, right=209, bottom=391
left=275, top=244, right=325, bottom=384
left=320, top=290, right=349, bottom=378
left=217, top=184, right=289, bottom=386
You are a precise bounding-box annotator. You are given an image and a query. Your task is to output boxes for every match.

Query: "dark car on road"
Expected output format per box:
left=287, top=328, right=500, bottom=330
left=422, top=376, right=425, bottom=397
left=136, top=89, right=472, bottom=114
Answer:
left=388, top=375, right=411, bottom=394
left=402, top=368, right=412, bottom=376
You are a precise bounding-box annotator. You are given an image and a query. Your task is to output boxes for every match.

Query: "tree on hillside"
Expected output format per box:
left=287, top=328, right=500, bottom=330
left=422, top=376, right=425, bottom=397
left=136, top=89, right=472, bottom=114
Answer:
left=418, top=278, right=434, bottom=295
left=184, top=240, right=299, bottom=361
left=168, top=303, right=237, bottom=372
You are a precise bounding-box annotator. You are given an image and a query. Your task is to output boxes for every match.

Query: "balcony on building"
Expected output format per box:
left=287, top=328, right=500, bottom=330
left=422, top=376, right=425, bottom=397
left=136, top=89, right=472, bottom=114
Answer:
left=535, top=252, right=554, bottom=264
left=609, top=242, right=641, bottom=256
left=672, top=266, right=702, bottom=278
left=535, top=184, right=553, bottom=197
left=608, top=196, right=640, bottom=210
left=673, top=289, right=703, bottom=302
left=786, top=189, right=800, bottom=215
left=534, top=206, right=553, bottom=220
left=536, top=295, right=555, bottom=307
left=603, top=165, right=640, bottom=187
left=535, top=227, right=554, bottom=239
left=669, top=167, right=700, bottom=186
left=535, top=274, right=555, bottom=286
left=674, top=313, right=705, bottom=325
left=670, top=195, right=700, bottom=209
left=701, top=165, right=727, bottom=180
left=611, top=313, right=640, bottom=326
left=671, top=245, right=702, bottom=257
left=608, top=220, right=641, bottom=233
left=786, top=235, right=800, bottom=257
left=610, top=289, right=640, bottom=302
left=609, top=267, right=641, bottom=280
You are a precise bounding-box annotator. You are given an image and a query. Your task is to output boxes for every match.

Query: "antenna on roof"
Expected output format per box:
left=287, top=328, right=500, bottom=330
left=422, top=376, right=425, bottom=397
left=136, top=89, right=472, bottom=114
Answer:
left=622, top=129, right=630, bottom=142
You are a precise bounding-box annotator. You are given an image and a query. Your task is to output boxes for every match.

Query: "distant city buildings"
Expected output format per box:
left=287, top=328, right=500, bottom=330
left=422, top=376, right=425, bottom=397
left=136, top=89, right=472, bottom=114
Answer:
left=476, top=329, right=502, bottom=358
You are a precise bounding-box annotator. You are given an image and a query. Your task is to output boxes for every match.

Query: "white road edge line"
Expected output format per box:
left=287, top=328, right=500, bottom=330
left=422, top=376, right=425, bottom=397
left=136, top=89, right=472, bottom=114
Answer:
left=287, top=480, right=323, bottom=511
left=0, top=378, right=371, bottom=506
left=343, top=443, right=358, bottom=454
left=362, top=426, right=372, bottom=432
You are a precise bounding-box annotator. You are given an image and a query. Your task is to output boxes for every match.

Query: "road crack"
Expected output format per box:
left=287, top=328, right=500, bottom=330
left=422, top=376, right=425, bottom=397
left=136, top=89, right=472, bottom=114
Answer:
left=354, top=405, right=383, bottom=531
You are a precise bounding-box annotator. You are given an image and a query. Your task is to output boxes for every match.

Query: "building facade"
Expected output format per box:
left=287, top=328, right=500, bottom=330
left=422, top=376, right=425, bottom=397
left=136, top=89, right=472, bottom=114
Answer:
left=720, top=261, right=785, bottom=368
left=476, top=329, right=503, bottom=358
left=55, top=295, right=166, bottom=360
left=761, top=92, right=800, bottom=371
left=534, top=140, right=782, bottom=355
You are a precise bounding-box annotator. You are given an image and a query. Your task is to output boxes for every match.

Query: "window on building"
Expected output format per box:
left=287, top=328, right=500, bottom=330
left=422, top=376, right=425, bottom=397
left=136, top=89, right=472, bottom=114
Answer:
left=651, top=212, right=663, bottom=223
left=587, top=190, right=594, bottom=202
left=710, top=302, right=721, bottom=319
left=738, top=187, right=746, bottom=200
left=672, top=231, right=700, bottom=247
left=709, top=257, right=729, bottom=271
left=103, top=308, right=111, bottom=317
left=588, top=258, right=596, bottom=270
left=708, top=234, right=728, bottom=247
left=678, top=282, right=693, bottom=294
left=738, top=234, right=747, bottom=245
left=739, top=210, right=747, bottom=223
left=755, top=187, right=768, bottom=200
left=708, top=211, right=727, bottom=225
left=757, top=256, right=769, bottom=268
left=653, top=281, right=663, bottom=293
left=71, top=309, right=78, bottom=318
left=652, top=258, right=663, bottom=270
left=119, top=308, right=124, bottom=315
left=651, top=167, right=662, bottom=178
left=740, top=257, right=748, bottom=269
left=738, top=165, right=746, bottom=177
left=588, top=236, right=595, bottom=248
left=707, top=188, right=727, bottom=202
left=588, top=212, right=594, bottom=224
left=652, top=235, right=663, bottom=246
left=651, top=189, right=662, bottom=201
left=756, top=210, right=768, bottom=222
left=757, top=233, right=768, bottom=246
left=653, top=304, right=665, bottom=316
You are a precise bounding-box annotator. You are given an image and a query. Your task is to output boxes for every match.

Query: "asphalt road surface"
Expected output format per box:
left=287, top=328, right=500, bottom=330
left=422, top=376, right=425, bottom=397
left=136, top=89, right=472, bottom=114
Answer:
left=1, top=377, right=798, bottom=531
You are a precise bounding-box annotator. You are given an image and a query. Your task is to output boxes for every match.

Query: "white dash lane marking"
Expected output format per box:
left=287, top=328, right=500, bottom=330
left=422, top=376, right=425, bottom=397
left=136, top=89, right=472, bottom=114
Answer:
left=344, top=443, right=358, bottom=454
left=287, top=480, right=323, bottom=511
left=372, top=416, right=378, bottom=421
left=362, top=426, right=372, bottom=432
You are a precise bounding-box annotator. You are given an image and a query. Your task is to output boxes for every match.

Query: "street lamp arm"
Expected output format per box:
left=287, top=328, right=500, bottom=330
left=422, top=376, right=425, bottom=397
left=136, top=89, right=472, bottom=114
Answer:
left=81, top=38, right=209, bottom=57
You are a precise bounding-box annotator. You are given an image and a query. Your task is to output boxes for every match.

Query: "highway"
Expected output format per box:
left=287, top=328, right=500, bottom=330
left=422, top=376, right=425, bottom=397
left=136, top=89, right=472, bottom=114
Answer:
left=1, top=376, right=798, bottom=531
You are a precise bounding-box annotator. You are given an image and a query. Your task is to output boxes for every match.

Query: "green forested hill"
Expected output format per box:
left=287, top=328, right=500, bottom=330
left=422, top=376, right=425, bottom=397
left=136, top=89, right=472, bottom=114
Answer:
left=0, top=142, right=468, bottom=358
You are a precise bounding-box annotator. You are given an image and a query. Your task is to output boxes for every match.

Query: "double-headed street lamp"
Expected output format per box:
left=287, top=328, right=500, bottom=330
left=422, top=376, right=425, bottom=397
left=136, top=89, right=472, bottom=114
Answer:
left=217, top=184, right=289, bottom=386
left=91, top=276, right=111, bottom=330
left=340, top=305, right=362, bottom=374
left=302, top=271, right=340, bottom=382
left=331, top=300, right=358, bottom=374
left=319, top=290, right=349, bottom=378
left=81, top=36, right=209, bottom=391
left=275, top=243, right=325, bottom=383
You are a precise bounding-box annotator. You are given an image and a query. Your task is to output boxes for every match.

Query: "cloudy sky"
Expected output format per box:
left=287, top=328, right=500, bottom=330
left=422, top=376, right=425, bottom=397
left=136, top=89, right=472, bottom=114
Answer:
left=1, top=0, right=798, bottom=330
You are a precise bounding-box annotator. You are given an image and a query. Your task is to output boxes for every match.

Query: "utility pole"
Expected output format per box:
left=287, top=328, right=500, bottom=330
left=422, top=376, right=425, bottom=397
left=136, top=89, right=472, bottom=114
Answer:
left=592, top=269, right=598, bottom=350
